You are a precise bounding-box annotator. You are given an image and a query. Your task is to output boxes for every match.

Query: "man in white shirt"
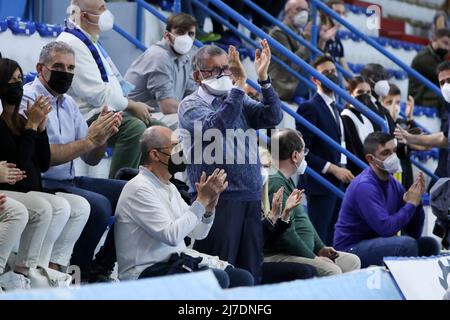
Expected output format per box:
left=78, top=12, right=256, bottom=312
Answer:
left=115, top=126, right=254, bottom=288
left=59, top=0, right=157, bottom=178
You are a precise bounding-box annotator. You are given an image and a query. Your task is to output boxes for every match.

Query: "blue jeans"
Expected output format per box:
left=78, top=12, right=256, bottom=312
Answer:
left=348, top=236, right=441, bottom=268
left=42, top=176, right=127, bottom=276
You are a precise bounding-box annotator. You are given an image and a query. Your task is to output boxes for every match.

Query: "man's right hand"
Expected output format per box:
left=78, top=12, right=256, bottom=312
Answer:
left=328, top=164, right=354, bottom=183
left=126, top=100, right=154, bottom=126
left=403, top=172, right=426, bottom=206
left=196, top=169, right=228, bottom=209
left=87, top=107, right=122, bottom=147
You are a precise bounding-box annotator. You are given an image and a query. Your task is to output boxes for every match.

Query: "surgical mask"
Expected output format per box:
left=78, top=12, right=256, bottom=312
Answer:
left=171, top=33, right=194, bottom=55
left=373, top=80, right=390, bottom=97
left=441, top=82, right=450, bottom=103
left=374, top=153, right=402, bottom=174
left=85, top=10, right=114, bottom=32
left=202, top=75, right=234, bottom=96
left=43, top=67, right=74, bottom=94
left=296, top=159, right=308, bottom=175
left=0, top=82, right=23, bottom=106
left=158, top=149, right=187, bottom=175
left=261, top=168, right=269, bottom=185
left=293, top=10, right=309, bottom=28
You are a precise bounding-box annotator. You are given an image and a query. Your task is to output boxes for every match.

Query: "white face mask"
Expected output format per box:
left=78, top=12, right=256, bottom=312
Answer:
left=295, top=159, right=308, bottom=175
left=171, top=33, right=194, bottom=55
left=293, top=10, right=309, bottom=28
left=202, top=75, right=234, bottom=96
left=374, top=153, right=402, bottom=174
left=441, top=82, right=450, bottom=103
left=374, top=80, right=390, bottom=98
left=85, top=10, right=114, bottom=32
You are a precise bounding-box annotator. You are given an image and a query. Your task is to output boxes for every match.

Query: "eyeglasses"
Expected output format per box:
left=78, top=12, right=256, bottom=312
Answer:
left=304, top=148, right=309, bottom=156
left=199, top=66, right=232, bottom=79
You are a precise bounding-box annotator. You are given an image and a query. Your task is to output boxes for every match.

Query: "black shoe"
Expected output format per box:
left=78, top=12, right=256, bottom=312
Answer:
left=87, top=266, right=115, bottom=283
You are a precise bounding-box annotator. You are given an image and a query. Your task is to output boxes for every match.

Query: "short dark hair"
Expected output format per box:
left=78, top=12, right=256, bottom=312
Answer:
left=363, top=132, right=395, bottom=155
left=346, top=76, right=369, bottom=93
left=387, top=83, right=401, bottom=96
left=312, top=55, right=335, bottom=70
left=434, top=28, right=450, bottom=40
left=360, top=63, right=389, bottom=83
left=166, top=13, right=197, bottom=34
left=437, top=61, right=450, bottom=75
left=271, top=129, right=304, bottom=161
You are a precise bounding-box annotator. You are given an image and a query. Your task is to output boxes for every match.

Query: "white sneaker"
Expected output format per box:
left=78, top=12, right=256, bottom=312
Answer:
left=0, top=271, right=31, bottom=291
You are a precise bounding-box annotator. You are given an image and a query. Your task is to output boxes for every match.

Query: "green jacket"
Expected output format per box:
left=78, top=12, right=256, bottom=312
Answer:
left=265, top=170, right=325, bottom=259
left=408, top=45, right=446, bottom=113
left=268, top=23, right=310, bottom=101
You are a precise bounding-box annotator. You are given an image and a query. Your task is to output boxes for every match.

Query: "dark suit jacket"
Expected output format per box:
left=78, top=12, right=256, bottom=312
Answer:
left=296, top=93, right=342, bottom=195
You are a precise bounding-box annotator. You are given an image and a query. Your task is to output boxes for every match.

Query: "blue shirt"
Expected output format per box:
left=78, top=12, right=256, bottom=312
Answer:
left=334, top=167, right=425, bottom=251
left=178, top=85, right=283, bottom=201
left=21, top=77, right=88, bottom=180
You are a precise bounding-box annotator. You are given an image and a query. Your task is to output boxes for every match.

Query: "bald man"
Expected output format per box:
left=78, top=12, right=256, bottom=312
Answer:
left=114, top=126, right=254, bottom=287
left=268, top=0, right=311, bottom=101
left=58, top=0, right=158, bottom=179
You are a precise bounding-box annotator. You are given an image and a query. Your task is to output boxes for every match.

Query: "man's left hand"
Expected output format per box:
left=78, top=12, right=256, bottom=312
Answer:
left=255, top=39, right=271, bottom=82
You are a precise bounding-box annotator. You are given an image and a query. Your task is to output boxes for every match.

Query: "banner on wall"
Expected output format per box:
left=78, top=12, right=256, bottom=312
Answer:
left=384, top=254, right=450, bottom=300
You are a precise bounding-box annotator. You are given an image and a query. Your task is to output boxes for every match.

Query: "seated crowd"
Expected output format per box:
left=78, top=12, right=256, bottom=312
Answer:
left=0, top=0, right=444, bottom=292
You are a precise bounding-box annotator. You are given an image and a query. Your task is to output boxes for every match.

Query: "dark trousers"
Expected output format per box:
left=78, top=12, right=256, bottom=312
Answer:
left=43, top=176, right=126, bottom=276
left=193, top=199, right=264, bottom=284
left=261, top=262, right=317, bottom=284
left=307, top=193, right=341, bottom=246
left=348, top=236, right=441, bottom=268
left=139, top=265, right=254, bottom=289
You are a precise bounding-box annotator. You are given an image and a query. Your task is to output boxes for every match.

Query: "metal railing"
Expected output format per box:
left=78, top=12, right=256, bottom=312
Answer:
left=242, top=0, right=352, bottom=79
left=310, top=0, right=441, bottom=97
left=208, top=0, right=389, bottom=133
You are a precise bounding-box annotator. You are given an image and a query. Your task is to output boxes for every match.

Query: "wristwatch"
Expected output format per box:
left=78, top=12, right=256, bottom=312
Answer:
left=257, top=76, right=272, bottom=88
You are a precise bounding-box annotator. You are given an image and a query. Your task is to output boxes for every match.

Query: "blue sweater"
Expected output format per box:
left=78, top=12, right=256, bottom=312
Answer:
left=334, top=167, right=424, bottom=251
left=178, top=86, right=283, bottom=201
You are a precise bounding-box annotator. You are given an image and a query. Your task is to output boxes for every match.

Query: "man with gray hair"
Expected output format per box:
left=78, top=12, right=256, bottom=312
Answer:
left=21, top=41, right=127, bottom=283
left=178, top=41, right=283, bottom=283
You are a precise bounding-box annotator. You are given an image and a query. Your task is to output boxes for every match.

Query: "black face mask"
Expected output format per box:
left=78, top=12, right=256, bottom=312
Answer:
left=159, top=149, right=187, bottom=175
left=321, top=72, right=340, bottom=93
left=0, top=82, right=23, bottom=106
left=436, top=48, right=448, bottom=59
left=45, top=70, right=74, bottom=94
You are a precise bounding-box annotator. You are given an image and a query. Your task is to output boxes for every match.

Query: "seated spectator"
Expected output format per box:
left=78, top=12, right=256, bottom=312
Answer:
left=381, top=83, right=423, bottom=189
left=125, top=13, right=198, bottom=129
left=0, top=167, right=30, bottom=291
left=318, top=0, right=350, bottom=73
left=0, top=57, right=90, bottom=285
left=432, top=0, right=450, bottom=38
left=261, top=184, right=318, bottom=283
left=334, top=132, right=441, bottom=268
left=409, top=28, right=450, bottom=117
left=265, top=128, right=361, bottom=276
left=21, top=41, right=125, bottom=283
left=360, top=63, right=396, bottom=132
left=182, top=0, right=221, bottom=43
left=60, top=0, right=156, bottom=178
left=115, top=126, right=254, bottom=288
left=341, top=76, right=374, bottom=176
left=296, top=55, right=354, bottom=245
left=268, top=0, right=311, bottom=101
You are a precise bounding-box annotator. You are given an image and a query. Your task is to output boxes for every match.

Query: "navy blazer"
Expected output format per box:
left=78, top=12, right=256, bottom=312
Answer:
left=296, top=93, right=343, bottom=195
